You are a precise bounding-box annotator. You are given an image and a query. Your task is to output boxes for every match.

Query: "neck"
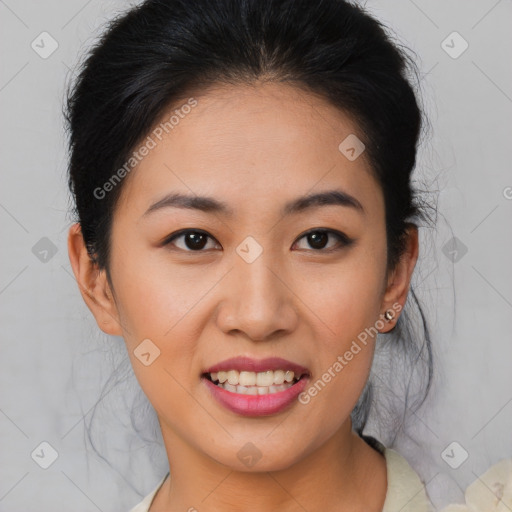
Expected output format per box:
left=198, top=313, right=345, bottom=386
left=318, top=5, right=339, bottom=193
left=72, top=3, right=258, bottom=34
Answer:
left=152, top=420, right=387, bottom=512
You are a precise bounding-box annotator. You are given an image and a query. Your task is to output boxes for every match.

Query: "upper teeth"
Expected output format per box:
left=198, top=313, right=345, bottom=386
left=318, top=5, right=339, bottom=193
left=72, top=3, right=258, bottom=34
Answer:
left=209, top=370, right=297, bottom=386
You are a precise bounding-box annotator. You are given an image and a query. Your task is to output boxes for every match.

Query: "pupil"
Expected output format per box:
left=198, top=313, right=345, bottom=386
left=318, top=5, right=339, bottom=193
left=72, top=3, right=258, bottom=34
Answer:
left=186, top=232, right=207, bottom=250
left=308, top=232, right=327, bottom=249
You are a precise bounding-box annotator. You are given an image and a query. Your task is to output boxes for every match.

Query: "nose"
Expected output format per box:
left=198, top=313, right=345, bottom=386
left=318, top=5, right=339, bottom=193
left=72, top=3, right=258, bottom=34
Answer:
left=215, top=251, right=299, bottom=342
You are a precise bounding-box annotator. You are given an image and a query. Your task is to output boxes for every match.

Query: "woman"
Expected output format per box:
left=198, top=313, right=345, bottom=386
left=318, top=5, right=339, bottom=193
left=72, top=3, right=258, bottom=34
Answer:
left=65, top=0, right=435, bottom=510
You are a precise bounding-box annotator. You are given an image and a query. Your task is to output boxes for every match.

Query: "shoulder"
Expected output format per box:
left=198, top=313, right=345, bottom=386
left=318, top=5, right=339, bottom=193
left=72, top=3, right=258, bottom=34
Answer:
left=382, top=446, right=434, bottom=512
left=437, top=456, right=512, bottom=511
left=128, top=473, right=169, bottom=512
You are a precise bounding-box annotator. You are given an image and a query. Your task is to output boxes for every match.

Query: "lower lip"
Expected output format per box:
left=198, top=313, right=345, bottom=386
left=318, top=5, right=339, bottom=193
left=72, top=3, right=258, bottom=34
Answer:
left=202, top=376, right=310, bottom=416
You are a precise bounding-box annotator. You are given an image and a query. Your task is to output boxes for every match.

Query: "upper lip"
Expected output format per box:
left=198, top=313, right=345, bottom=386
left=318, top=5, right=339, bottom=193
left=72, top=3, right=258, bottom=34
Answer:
left=203, top=356, right=310, bottom=377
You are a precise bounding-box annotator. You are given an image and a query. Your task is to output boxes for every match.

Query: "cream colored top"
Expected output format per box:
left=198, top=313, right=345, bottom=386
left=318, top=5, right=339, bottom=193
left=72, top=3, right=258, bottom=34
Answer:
left=128, top=447, right=434, bottom=512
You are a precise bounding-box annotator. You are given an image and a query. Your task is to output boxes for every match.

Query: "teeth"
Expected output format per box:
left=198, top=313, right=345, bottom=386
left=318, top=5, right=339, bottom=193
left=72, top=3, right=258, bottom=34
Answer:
left=218, top=382, right=294, bottom=395
left=224, top=382, right=237, bottom=392
left=273, top=370, right=285, bottom=385
left=256, top=371, right=274, bottom=387
left=207, top=369, right=299, bottom=387
left=239, top=371, right=256, bottom=386
left=227, top=370, right=238, bottom=385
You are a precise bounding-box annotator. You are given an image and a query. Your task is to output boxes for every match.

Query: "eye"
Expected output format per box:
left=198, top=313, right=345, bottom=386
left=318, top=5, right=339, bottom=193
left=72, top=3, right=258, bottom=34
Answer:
left=163, top=229, right=220, bottom=252
left=162, top=228, right=353, bottom=253
left=292, top=229, right=354, bottom=252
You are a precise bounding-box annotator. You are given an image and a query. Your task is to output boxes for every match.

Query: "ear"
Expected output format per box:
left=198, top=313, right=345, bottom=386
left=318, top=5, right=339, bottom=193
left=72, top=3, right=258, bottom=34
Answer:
left=67, top=223, right=123, bottom=336
left=378, top=224, right=419, bottom=333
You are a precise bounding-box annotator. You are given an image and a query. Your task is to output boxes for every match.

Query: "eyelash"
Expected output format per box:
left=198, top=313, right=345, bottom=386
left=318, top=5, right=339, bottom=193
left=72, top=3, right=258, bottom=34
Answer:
left=162, top=228, right=354, bottom=253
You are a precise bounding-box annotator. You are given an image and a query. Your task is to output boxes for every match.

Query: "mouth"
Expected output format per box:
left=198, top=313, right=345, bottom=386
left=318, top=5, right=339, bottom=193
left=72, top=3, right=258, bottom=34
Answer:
left=200, top=356, right=310, bottom=415
left=202, top=369, right=307, bottom=395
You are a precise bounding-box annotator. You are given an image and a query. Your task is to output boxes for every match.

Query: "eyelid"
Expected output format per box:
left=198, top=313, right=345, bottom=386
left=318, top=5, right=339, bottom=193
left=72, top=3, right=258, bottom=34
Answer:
left=162, top=227, right=354, bottom=253
left=292, top=228, right=354, bottom=251
left=162, top=228, right=220, bottom=249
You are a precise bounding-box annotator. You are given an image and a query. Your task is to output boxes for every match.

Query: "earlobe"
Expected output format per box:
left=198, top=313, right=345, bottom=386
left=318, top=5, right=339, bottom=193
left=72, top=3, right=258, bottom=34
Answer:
left=67, top=223, right=123, bottom=336
left=378, top=224, right=419, bottom=333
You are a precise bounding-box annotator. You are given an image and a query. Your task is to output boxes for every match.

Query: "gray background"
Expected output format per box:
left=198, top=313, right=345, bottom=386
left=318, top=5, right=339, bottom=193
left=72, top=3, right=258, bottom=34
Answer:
left=1, top=0, right=511, bottom=510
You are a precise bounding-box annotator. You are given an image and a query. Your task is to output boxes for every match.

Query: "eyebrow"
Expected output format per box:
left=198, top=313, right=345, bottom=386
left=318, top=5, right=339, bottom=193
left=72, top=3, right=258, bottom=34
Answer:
left=142, top=189, right=364, bottom=218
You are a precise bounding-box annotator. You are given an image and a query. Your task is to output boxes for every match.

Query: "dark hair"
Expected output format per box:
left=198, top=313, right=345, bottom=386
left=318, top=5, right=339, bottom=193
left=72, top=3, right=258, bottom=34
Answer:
left=65, top=0, right=435, bottom=462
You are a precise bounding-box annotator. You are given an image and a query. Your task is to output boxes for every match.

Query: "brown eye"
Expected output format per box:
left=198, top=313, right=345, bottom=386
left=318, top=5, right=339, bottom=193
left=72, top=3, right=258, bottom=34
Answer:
left=293, top=229, right=354, bottom=252
left=164, top=230, right=220, bottom=251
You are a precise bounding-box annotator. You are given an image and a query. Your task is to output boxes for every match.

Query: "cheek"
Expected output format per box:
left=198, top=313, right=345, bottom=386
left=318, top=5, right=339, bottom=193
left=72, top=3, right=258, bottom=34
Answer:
left=111, top=243, right=211, bottom=341
left=296, top=268, right=382, bottom=432
left=295, top=242, right=387, bottom=408
left=112, top=255, right=207, bottom=417
left=110, top=246, right=226, bottom=391
left=299, top=251, right=386, bottom=343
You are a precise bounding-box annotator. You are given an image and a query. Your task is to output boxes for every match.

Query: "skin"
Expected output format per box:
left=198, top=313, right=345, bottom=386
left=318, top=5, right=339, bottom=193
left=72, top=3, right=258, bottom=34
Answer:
left=68, top=81, right=419, bottom=512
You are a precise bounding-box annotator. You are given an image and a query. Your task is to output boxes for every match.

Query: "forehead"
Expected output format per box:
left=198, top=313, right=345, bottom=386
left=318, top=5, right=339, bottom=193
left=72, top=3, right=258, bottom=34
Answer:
left=114, top=82, right=382, bottom=221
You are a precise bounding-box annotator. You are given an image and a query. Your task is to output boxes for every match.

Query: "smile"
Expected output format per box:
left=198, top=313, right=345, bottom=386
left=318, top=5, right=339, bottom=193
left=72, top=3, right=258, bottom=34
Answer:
left=206, top=370, right=300, bottom=395
left=204, top=369, right=302, bottom=395
left=201, top=357, right=311, bottom=416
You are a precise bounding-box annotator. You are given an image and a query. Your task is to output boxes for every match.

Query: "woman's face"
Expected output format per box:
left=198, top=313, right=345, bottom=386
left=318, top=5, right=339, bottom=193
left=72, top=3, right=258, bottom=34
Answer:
left=71, top=82, right=415, bottom=471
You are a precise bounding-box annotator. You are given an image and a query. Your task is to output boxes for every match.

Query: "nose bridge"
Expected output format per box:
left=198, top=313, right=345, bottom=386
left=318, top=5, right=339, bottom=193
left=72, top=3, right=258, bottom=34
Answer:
left=235, top=234, right=280, bottom=297
left=218, top=241, right=296, bottom=340
left=238, top=251, right=279, bottom=305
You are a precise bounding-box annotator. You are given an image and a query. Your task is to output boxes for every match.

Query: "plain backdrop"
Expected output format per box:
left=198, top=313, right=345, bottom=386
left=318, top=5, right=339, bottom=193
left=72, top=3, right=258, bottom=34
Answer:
left=1, top=1, right=511, bottom=511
